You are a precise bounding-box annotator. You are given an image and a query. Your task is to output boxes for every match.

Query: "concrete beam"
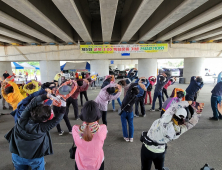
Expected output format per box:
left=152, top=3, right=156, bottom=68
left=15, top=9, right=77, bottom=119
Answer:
left=120, top=0, right=163, bottom=43
left=202, top=34, right=222, bottom=42
left=100, top=0, right=118, bottom=42
left=0, top=35, right=21, bottom=44
left=190, top=27, right=222, bottom=41
left=156, top=1, right=222, bottom=41
left=0, top=11, right=55, bottom=43
left=52, top=0, right=92, bottom=43
left=3, top=0, right=75, bottom=43
left=137, top=0, right=208, bottom=42
left=0, top=26, right=38, bottom=43
left=175, top=18, right=222, bottom=41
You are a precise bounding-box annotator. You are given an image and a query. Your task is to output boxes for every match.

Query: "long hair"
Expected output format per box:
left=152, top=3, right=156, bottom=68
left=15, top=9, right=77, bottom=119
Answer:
left=82, top=123, right=93, bottom=141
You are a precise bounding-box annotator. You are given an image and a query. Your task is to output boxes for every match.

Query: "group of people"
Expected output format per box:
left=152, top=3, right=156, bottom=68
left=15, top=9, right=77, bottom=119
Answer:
left=3, top=66, right=221, bottom=170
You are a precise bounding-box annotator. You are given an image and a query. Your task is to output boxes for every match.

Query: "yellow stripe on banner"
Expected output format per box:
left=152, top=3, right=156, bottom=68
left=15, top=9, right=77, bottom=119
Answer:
left=206, top=40, right=214, bottom=43
left=11, top=43, right=20, bottom=46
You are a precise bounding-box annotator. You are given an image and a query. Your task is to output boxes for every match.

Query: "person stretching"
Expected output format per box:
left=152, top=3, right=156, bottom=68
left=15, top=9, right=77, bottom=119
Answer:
left=162, top=77, right=176, bottom=102
left=144, top=76, right=156, bottom=105
left=95, top=83, right=122, bottom=125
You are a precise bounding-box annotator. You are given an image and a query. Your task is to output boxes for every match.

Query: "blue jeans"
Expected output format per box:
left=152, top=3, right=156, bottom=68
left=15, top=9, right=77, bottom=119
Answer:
left=12, top=153, right=45, bottom=170
left=121, top=111, right=134, bottom=138
left=112, top=97, right=122, bottom=110
left=211, top=95, right=222, bottom=119
left=152, top=92, right=162, bottom=110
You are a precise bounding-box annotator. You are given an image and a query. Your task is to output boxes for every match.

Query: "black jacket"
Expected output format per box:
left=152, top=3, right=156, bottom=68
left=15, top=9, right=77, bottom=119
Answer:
left=5, top=94, right=65, bottom=159
left=121, top=83, right=138, bottom=113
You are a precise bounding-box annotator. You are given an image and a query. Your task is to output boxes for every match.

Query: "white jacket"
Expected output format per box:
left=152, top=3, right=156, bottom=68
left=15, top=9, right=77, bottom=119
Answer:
left=145, top=101, right=201, bottom=153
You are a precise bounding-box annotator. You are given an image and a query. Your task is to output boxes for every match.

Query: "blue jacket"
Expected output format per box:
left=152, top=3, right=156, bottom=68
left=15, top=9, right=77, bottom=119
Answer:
left=10, top=89, right=48, bottom=123
left=211, top=82, right=222, bottom=96
left=127, top=68, right=138, bottom=82
left=186, top=76, right=204, bottom=97
left=135, top=79, right=149, bottom=98
left=154, top=75, right=169, bottom=93
left=217, top=72, right=222, bottom=83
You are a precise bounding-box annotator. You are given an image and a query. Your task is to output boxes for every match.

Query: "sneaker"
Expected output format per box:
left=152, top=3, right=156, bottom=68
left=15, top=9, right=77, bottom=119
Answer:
left=113, top=109, right=116, bottom=112
left=124, top=137, right=129, bottom=142
left=134, top=114, right=139, bottom=117
left=59, top=131, right=64, bottom=136
left=75, top=117, right=79, bottom=120
left=69, top=131, right=72, bottom=134
left=156, top=109, right=162, bottom=111
left=9, top=106, right=13, bottom=110
left=143, top=114, right=146, bottom=117
left=148, top=103, right=152, bottom=105
left=209, top=117, right=219, bottom=121
left=3, top=106, right=7, bottom=110
left=129, top=138, right=133, bottom=142
left=149, top=109, right=155, bottom=111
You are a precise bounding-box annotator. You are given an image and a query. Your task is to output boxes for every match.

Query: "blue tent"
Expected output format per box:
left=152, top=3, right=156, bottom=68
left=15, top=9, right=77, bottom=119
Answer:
left=60, top=63, right=66, bottom=71
left=11, top=62, right=24, bottom=69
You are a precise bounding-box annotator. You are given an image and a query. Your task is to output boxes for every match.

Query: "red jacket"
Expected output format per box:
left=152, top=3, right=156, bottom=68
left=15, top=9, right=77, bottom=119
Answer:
left=163, top=80, right=173, bottom=89
left=71, top=82, right=89, bottom=99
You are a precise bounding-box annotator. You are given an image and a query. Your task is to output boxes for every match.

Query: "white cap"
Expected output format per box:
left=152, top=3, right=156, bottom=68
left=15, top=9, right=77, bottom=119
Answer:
left=175, top=108, right=187, bottom=119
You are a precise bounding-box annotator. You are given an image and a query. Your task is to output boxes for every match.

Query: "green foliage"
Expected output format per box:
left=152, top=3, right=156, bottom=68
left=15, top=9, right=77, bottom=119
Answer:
left=15, top=62, right=40, bottom=76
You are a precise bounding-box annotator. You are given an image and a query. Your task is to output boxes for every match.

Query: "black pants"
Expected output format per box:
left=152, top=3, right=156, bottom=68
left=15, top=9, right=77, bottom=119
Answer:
left=80, top=91, right=88, bottom=106
left=162, top=88, right=168, bottom=102
left=141, top=144, right=165, bottom=170
left=52, top=106, right=67, bottom=132
left=160, top=110, right=165, bottom=117
left=135, top=97, right=145, bottom=116
left=56, top=111, right=72, bottom=132
left=91, top=81, right=96, bottom=87
left=75, top=161, right=104, bottom=170
left=185, top=94, right=194, bottom=118
left=100, top=110, right=107, bottom=125
left=66, top=97, right=79, bottom=119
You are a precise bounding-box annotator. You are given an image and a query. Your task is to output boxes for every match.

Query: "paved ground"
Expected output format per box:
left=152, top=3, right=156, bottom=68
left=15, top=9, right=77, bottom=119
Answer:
left=0, top=78, right=221, bottom=170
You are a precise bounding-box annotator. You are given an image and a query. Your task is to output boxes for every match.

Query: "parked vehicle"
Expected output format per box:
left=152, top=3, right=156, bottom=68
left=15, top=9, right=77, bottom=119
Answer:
left=109, top=70, right=117, bottom=78
left=205, top=68, right=215, bottom=76
left=117, top=71, right=127, bottom=79
left=159, top=68, right=180, bottom=77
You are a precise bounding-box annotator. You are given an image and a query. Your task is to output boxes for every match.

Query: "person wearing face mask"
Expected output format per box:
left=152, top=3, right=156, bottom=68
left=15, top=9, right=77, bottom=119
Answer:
left=140, top=100, right=204, bottom=170
left=94, top=83, right=122, bottom=126
left=160, top=88, right=186, bottom=117
left=185, top=76, right=204, bottom=118
left=5, top=91, right=67, bottom=170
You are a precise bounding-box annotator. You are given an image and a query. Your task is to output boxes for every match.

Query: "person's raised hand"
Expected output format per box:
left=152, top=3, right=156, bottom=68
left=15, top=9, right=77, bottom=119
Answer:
left=134, top=68, right=137, bottom=71
left=162, top=73, right=167, bottom=77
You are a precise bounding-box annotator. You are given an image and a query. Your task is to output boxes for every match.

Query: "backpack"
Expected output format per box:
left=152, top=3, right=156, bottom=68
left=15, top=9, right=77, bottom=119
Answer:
left=147, top=84, right=152, bottom=91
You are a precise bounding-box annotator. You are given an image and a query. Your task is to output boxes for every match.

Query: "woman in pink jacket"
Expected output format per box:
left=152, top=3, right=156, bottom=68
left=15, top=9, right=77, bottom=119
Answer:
left=144, top=76, right=156, bottom=105
left=72, top=100, right=107, bottom=170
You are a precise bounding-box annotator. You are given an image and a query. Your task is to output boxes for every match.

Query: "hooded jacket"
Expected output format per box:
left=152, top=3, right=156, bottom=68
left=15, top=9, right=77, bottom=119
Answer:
left=5, top=94, right=66, bottom=159
left=2, top=81, right=24, bottom=110
left=186, top=76, right=203, bottom=98
left=145, top=101, right=201, bottom=153
left=23, top=80, right=40, bottom=95
left=127, top=68, right=138, bottom=81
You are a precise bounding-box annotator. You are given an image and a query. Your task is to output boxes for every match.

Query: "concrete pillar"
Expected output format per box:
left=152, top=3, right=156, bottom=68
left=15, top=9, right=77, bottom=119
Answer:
left=183, top=57, right=205, bottom=83
left=0, top=62, right=12, bottom=76
left=90, top=60, right=109, bottom=77
left=135, top=64, right=138, bottom=69
left=138, top=59, right=157, bottom=78
left=40, top=61, right=60, bottom=83
left=117, top=64, right=125, bottom=70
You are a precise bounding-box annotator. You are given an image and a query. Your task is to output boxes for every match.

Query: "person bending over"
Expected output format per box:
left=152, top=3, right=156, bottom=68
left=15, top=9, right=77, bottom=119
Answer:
left=144, top=76, right=156, bottom=105
left=140, top=101, right=204, bottom=170
left=80, top=78, right=91, bottom=106
left=2, top=79, right=24, bottom=110
left=127, top=68, right=138, bottom=82
left=150, top=71, right=171, bottom=111
left=134, top=77, right=149, bottom=117
left=94, top=83, right=122, bottom=125
left=162, top=77, right=176, bottom=102
left=120, top=83, right=140, bottom=142
left=5, top=92, right=66, bottom=170
left=160, top=88, right=186, bottom=117
left=185, top=76, right=203, bottom=118
left=23, top=80, right=40, bottom=95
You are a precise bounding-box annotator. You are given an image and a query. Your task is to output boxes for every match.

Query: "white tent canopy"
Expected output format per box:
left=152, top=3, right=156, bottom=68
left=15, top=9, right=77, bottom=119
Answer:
left=63, top=62, right=87, bottom=70
left=20, top=63, right=37, bottom=69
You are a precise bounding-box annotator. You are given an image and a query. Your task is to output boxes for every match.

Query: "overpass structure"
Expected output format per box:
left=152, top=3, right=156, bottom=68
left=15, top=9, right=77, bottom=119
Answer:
left=0, top=0, right=222, bottom=83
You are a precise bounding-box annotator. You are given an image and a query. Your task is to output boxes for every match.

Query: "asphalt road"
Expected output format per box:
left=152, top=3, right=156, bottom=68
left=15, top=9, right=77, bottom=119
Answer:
left=0, top=81, right=221, bottom=170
